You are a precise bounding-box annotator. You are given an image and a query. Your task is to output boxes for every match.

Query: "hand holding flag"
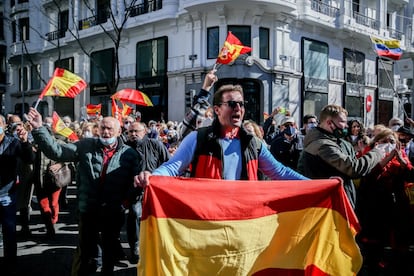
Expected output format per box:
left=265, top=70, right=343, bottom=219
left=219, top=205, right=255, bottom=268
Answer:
left=34, top=68, right=87, bottom=109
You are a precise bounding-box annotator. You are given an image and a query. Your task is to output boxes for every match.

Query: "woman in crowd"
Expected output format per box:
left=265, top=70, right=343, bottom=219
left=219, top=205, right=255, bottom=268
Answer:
left=356, top=128, right=414, bottom=274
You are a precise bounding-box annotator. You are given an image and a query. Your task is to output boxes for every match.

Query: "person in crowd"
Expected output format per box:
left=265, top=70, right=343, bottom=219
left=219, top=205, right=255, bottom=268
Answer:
left=147, top=120, right=159, bottom=139
left=177, top=69, right=217, bottom=140
left=62, top=116, right=72, bottom=128
left=134, top=111, right=142, bottom=122
left=388, top=117, right=403, bottom=132
left=0, top=114, right=34, bottom=275
left=356, top=128, right=414, bottom=274
left=7, top=115, right=34, bottom=239
left=32, top=117, right=68, bottom=238
left=269, top=116, right=301, bottom=169
left=396, top=126, right=414, bottom=165
left=125, top=121, right=170, bottom=263
left=136, top=81, right=308, bottom=187
left=262, top=107, right=285, bottom=144
left=297, top=104, right=385, bottom=209
left=296, top=114, right=318, bottom=151
left=345, top=119, right=365, bottom=152
left=26, top=107, right=143, bottom=276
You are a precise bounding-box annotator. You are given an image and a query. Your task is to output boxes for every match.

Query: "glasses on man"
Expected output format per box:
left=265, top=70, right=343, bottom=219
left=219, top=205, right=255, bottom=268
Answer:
left=218, top=100, right=247, bottom=109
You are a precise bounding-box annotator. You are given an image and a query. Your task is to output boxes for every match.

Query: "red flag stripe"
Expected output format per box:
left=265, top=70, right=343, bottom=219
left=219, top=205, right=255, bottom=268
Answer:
left=143, top=176, right=359, bottom=230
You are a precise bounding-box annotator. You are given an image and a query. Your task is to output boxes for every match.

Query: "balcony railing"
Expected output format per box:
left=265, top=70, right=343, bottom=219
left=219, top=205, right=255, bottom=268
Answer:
left=387, top=27, right=403, bottom=40
left=127, top=0, right=162, bottom=17
left=353, top=11, right=379, bottom=30
left=311, top=0, right=339, bottom=17
left=45, top=29, right=66, bottom=41
left=78, top=10, right=109, bottom=30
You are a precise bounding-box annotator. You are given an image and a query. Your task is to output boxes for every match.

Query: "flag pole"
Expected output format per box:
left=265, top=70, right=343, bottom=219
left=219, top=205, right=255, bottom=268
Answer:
left=33, top=98, right=41, bottom=110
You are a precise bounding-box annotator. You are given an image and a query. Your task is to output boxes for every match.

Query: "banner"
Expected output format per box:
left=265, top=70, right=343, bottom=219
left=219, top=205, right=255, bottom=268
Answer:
left=139, top=177, right=362, bottom=275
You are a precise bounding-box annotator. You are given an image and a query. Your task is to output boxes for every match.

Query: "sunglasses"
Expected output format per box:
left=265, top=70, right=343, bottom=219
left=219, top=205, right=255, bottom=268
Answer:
left=218, top=100, right=247, bottom=109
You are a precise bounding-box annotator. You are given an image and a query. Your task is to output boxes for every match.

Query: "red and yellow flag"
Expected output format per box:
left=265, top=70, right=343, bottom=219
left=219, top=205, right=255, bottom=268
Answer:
left=86, top=104, right=102, bottom=116
left=40, top=68, right=87, bottom=100
left=217, top=31, right=252, bottom=64
left=139, top=177, right=362, bottom=275
left=52, top=111, right=79, bottom=141
left=121, top=102, right=133, bottom=117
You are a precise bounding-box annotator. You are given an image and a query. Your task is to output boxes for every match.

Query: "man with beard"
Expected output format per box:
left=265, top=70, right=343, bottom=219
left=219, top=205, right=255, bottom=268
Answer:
left=125, top=121, right=170, bottom=263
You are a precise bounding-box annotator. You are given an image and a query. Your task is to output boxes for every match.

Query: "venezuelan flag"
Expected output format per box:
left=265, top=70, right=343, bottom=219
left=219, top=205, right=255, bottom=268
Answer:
left=40, top=68, right=87, bottom=99
left=139, top=176, right=362, bottom=276
left=371, top=36, right=402, bottom=60
left=52, top=111, right=79, bottom=141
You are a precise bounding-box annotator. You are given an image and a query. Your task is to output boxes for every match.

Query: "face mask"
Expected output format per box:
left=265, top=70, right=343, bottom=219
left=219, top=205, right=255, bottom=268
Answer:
left=99, top=136, right=117, bottom=146
left=306, top=122, right=317, bottom=131
left=332, top=122, right=348, bottom=139
left=376, top=143, right=396, bottom=154
left=0, top=126, right=4, bottom=135
left=83, top=131, right=93, bottom=138
left=391, top=125, right=400, bottom=132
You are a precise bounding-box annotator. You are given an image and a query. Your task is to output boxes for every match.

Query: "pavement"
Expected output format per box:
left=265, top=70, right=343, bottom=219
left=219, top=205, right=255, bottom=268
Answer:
left=0, top=184, right=137, bottom=276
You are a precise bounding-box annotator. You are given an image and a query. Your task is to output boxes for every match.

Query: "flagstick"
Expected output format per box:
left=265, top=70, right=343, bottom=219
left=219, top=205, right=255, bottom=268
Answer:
left=33, top=98, right=41, bottom=110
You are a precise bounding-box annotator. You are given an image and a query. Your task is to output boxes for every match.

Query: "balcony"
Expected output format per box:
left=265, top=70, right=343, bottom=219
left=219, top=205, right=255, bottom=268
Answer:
left=310, top=0, right=339, bottom=18
left=353, top=11, right=379, bottom=30
left=387, top=27, right=403, bottom=40
left=78, top=10, right=109, bottom=31
left=45, top=29, right=66, bottom=41
left=127, top=0, right=163, bottom=17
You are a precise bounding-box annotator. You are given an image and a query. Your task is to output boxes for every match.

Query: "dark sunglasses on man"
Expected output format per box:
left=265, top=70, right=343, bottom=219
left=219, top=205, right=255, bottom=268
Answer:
left=218, top=100, right=248, bottom=109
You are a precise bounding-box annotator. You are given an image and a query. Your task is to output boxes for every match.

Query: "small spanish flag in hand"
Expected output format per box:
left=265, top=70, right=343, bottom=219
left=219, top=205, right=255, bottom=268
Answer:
left=217, top=31, right=252, bottom=64
left=52, top=111, right=79, bottom=141
left=40, top=68, right=87, bottom=100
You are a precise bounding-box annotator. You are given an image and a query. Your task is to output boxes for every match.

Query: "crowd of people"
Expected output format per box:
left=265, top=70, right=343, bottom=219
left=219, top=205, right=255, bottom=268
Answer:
left=1, top=69, right=414, bottom=275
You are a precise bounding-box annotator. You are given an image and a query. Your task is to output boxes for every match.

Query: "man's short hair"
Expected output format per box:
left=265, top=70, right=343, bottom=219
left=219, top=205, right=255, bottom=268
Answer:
left=303, top=114, right=317, bottom=124
left=319, top=105, right=348, bottom=122
left=213, top=84, right=244, bottom=106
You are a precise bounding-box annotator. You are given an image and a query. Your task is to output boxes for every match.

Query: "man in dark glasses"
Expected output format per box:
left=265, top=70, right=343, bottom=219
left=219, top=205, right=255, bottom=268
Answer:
left=136, top=79, right=308, bottom=187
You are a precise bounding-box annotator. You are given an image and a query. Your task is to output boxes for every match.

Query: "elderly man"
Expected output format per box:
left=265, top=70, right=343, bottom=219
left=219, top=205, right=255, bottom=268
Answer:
left=26, top=107, right=143, bottom=276
left=136, top=81, right=308, bottom=187
left=125, top=121, right=170, bottom=263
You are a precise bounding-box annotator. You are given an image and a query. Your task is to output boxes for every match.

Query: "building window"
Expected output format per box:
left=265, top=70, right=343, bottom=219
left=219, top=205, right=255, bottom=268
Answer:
left=90, top=48, right=114, bottom=94
left=376, top=59, right=394, bottom=125
left=302, top=38, right=329, bottom=117
left=19, top=17, right=30, bottom=41
left=97, top=0, right=109, bottom=24
left=12, top=21, right=16, bottom=43
left=55, top=57, right=74, bottom=71
left=19, top=66, right=28, bottom=91
left=0, top=13, right=4, bottom=40
left=137, top=37, right=167, bottom=78
left=344, top=49, right=365, bottom=120
left=207, top=27, right=219, bottom=59
left=228, top=26, right=251, bottom=49
left=259, top=27, right=269, bottom=59
left=31, top=64, right=41, bottom=90
left=136, top=37, right=168, bottom=121
left=0, top=46, right=6, bottom=84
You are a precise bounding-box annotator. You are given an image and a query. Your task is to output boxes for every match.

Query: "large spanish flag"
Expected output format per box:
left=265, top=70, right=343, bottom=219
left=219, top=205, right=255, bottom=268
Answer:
left=40, top=68, right=87, bottom=99
left=139, top=177, right=362, bottom=276
left=52, top=111, right=79, bottom=141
